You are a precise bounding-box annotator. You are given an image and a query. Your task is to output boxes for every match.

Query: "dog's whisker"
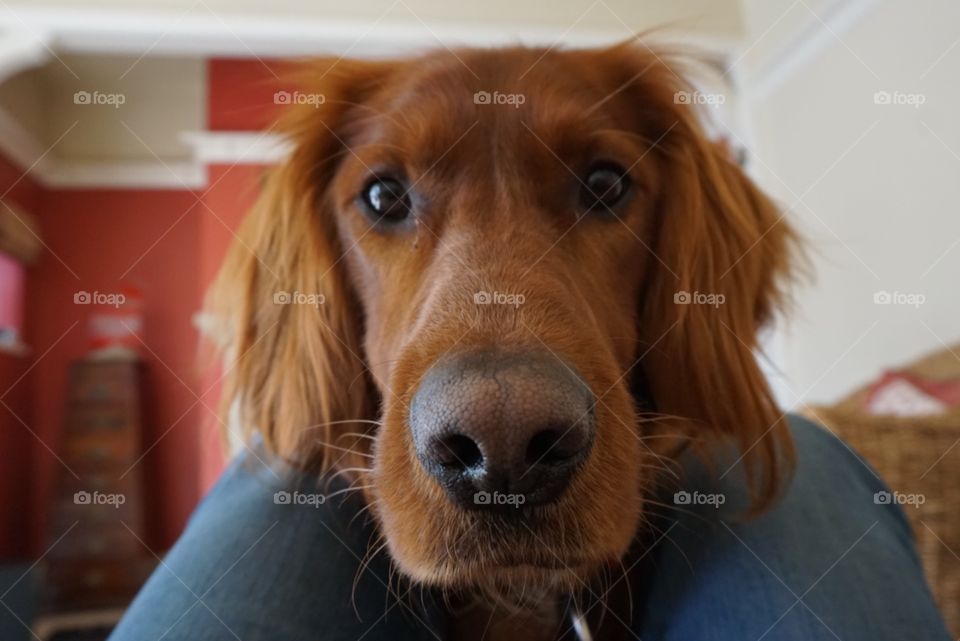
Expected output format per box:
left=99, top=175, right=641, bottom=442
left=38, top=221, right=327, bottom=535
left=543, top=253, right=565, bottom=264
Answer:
left=636, top=411, right=694, bottom=424
left=644, top=518, right=695, bottom=575
left=348, top=499, right=379, bottom=529
left=325, top=467, right=371, bottom=487
left=324, top=484, right=374, bottom=501
left=338, top=431, right=379, bottom=441
left=297, top=419, right=383, bottom=433
left=641, top=498, right=715, bottom=526
left=351, top=530, right=384, bottom=617
left=633, top=461, right=682, bottom=481
left=332, top=466, right=374, bottom=476
left=353, top=534, right=392, bottom=612
left=633, top=432, right=694, bottom=441
left=310, top=441, right=374, bottom=460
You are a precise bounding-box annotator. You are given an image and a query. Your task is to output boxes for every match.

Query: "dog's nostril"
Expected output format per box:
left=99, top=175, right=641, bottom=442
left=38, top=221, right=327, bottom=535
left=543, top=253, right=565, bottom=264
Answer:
left=434, top=433, right=483, bottom=470
left=525, top=427, right=580, bottom=466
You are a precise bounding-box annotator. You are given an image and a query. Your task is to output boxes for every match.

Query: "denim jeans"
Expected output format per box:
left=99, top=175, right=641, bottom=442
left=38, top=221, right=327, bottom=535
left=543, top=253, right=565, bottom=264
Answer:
left=109, top=415, right=951, bottom=640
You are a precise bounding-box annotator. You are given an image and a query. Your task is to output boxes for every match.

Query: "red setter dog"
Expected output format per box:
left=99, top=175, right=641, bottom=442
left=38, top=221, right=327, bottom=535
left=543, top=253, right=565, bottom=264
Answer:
left=209, top=41, right=797, bottom=640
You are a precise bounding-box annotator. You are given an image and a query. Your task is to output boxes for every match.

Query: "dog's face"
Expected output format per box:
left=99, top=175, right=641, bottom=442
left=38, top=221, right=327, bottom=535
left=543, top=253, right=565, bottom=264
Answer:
left=211, top=44, right=795, bottom=595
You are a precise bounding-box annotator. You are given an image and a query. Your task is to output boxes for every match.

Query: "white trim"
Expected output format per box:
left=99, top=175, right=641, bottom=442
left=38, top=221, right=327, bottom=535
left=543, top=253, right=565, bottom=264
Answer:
left=0, top=103, right=207, bottom=188
left=3, top=6, right=739, bottom=60
left=747, top=0, right=880, bottom=99
left=0, top=106, right=51, bottom=174
left=0, top=112, right=288, bottom=188
left=0, top=31, right=50, bottom=83
left=181, top=131, right=291, bottom=165
left=42, top=159, right=206, bottom=189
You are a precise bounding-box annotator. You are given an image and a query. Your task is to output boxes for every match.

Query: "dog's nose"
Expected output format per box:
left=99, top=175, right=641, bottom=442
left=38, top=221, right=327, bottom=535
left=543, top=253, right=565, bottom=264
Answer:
left=410, top=350, right=595, bottom=509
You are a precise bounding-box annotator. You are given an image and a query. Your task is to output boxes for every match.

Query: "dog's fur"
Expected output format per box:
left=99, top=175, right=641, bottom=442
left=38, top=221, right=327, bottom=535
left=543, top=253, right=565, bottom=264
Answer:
left=207, top=41, right=797, bottom=639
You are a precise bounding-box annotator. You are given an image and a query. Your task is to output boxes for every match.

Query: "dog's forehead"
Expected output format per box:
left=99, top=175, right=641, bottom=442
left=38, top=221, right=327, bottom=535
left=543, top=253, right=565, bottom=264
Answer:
left=396, top=48, right=610, bottom=120
left=361, top=48, right=632, bottom=169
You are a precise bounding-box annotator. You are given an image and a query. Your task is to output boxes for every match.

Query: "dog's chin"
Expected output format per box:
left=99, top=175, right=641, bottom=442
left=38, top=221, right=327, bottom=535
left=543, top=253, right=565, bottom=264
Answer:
left=378, top=494, right=642, bottom=600
left=390, top=533, right=625, bottom=596
left=402, top=556, right=598, bottom=594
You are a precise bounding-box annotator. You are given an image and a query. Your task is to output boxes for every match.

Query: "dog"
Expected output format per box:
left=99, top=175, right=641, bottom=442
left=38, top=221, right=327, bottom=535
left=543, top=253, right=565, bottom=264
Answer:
left=207, top=40, right=798, bottom=640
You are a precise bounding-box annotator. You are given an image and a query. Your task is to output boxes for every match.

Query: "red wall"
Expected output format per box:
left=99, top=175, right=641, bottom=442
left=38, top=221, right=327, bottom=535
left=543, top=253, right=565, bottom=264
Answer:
left=208, top=59, right=286, bottom=132
left=196, top=163, right=266, bottom=492
left=0, top=154, right=42, bottom=560
left=29, top=189, right=206, bottom=550
left=1, top=58, right=278, bottom=560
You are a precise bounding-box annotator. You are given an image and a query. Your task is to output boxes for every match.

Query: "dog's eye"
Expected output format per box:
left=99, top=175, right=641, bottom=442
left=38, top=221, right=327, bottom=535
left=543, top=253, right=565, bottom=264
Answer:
left=581, top=164, right=630, bottom=212
left=361, top=176, right=412, bottom=222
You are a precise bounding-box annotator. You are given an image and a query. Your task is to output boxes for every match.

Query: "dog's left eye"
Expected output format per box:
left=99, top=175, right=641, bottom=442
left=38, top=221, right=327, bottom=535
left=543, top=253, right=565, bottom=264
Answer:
left=581, top=164, right=631, bottom=212
left=361, top=176, right=412, bottom=222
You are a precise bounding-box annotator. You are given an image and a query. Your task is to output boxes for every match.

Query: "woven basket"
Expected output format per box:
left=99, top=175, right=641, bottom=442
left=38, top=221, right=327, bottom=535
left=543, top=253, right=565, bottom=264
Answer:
left=803, top=344, right=960, bottom=636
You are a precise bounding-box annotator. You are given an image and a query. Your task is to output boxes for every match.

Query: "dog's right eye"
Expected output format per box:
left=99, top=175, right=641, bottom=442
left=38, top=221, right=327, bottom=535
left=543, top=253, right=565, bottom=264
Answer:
left=360, top=176, right=412, bottom=223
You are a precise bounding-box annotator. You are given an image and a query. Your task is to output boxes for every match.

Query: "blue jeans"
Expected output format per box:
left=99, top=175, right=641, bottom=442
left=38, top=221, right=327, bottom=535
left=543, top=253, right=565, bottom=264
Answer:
left=109, top=416, right=951, bottom=640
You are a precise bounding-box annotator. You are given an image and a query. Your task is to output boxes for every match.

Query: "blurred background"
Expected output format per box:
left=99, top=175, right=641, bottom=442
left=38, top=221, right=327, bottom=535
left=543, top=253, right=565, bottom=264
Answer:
left=0, top=0, right=957, bottom=638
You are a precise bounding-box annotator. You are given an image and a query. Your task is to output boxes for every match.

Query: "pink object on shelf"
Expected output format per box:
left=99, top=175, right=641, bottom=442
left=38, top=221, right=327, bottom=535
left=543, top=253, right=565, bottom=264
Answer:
left=0, top=252, right=24, bottom=329
left=865, top=371, right=960, bottom=416
left=87, top=283, right=145, bottom=359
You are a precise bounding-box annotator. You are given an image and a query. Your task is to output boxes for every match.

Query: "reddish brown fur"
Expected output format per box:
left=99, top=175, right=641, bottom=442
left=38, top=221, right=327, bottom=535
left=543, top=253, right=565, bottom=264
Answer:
left=207, top=41, right=797, bottom=615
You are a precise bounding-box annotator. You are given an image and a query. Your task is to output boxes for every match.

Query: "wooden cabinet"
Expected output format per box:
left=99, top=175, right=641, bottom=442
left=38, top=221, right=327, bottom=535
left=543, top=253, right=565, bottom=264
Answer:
left=42, top=360, right=154, bottom=613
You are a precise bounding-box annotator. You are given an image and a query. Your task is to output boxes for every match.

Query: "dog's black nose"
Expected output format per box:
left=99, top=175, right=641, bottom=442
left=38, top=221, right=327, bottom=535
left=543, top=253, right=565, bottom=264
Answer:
left=410, top=350, right=595, bottom=510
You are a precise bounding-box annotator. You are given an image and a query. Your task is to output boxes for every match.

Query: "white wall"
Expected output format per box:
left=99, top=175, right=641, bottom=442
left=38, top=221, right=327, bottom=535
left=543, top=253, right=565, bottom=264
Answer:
left=742, top=0, right=960, bottom=405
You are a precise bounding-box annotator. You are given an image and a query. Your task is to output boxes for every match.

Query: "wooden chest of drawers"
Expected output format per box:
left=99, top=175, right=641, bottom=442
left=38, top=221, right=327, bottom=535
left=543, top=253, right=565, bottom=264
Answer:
left=43, top=359, right=154, bottom=612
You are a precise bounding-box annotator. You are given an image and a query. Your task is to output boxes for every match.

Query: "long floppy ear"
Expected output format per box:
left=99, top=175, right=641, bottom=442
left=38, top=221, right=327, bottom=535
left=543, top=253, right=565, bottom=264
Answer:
left=205, top=60, right=396, bottom=471
left=599, top=45, right=799, bottom=509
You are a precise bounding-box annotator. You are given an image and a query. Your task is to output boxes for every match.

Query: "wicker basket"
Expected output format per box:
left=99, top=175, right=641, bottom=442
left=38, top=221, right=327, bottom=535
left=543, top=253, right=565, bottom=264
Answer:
left=803, top=344, right=960, bottom=636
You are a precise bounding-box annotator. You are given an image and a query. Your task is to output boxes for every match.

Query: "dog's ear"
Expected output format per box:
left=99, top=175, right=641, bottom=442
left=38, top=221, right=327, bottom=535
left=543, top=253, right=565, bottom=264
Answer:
left=596, top=44, right=799, bottom=509
left=205, top=59, right=398, bottom=470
